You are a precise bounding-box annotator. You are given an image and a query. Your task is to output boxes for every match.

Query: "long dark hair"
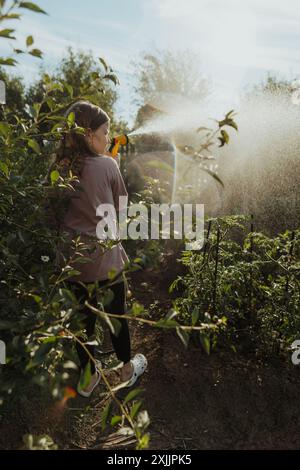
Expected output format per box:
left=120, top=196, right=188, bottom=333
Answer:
left=45, top=101, right=109, bottom=232
left=50, top=100, right=109, bottom=179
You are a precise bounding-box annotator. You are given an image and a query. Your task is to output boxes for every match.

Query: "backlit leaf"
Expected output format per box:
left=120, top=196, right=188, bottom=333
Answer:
left=19, top=2, right=47, bottom=14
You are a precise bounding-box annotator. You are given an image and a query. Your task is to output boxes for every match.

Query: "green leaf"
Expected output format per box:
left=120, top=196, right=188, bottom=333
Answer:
left=199, top=333, right=210, bottom=355
left=0, top=58, right=17, bottom=66
left=225, top=109, right=235, bottom=118
left=124, top=388, right=143, bottom=404
left=40, top=336, right=57, bottom=344
left=191, top=308, right=199, bottom=326
left=156, top=318, right=179, bottom=328
left=102, top=288, right=114, bottom=307
left=219, top=117, right=238, bottom=131
left=65, top=83, right=73, bottom=98
left=130, top=302, right=145, bottom=316
left=46, top=81, right=64, bottom=93
left=197, top=126, right=211, bottom=133
left=46, top=97, right=56, bottom=111
left=0, top=161, right=9, bottom=177
left=2, top=13, right=21, bottom=20
left=101, top=401, right=112, bottom=431
left=108, top=268, right=117, bottom=280
left=99, top=57, right=109, bottom=72
left=19, top=2, right=47, bottom=14
left=31, top=294, right=42, bottom=303
left=0, top=122, right=10, bottom=137
left=111, top=415, right=122, bottom=426
left=166, top=309, right=178, bottom=321
left=98, top=311, right=121, bottom=336
left=90, top=71, right=100, bottom=81
left=79, top=361, right=91, bottom=390
left=50, top=169, right=60, bottom=184
left=58, top=288, right=77, bottom=304
left=67, top=111, right=75, bottom=127
left=202, top=167, right=224, bottom=188
left=32, top=102, right=40, bottom=118
left=29, top=48, right=42, bottom=58
left=58, top=269, right=81, bottom=283
left=137, top=433, right=149, bottom=450
left=130, top=401, right=142, bottom=420
left=218, top=129, right=230, bottom=147
left=28, top=138, right=41, bottom=154
left=0, top=29, right=16, bottom=39
left=226, top=119, right=238, bottom=131
left=26, top=343, right=53, bottom=369
left=42, top=72, right=51, bottom=83
left=176, top=327, right=190, bottom=348
left=26, top=35, right=34, bottom=47
left=14, top=48, right=24, bottom=54
left=103, top=73, right=119, bottom=86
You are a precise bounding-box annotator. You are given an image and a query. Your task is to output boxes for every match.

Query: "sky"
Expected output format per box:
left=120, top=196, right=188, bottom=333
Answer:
left=1, top=0, right=300, bottom=124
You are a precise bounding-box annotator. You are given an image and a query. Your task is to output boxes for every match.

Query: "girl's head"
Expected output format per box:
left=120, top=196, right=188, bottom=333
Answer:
left=65, top=100, right=110, bottom=155
left=52, top=100, right=110, bottom=178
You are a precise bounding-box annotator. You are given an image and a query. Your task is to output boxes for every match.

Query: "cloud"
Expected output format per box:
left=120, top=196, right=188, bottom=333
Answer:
left=152, top=0, right=300, bottom=22
left=148, top=0, right=300, bottom=77
left=0, top=13, right=135, bottom=80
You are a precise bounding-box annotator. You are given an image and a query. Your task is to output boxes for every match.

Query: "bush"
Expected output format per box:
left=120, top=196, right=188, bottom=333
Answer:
left=171, top=216, right=300, bottom=355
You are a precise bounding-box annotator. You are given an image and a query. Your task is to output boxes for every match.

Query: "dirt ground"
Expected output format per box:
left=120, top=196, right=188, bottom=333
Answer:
left=1, top=263, right=300, bottom=450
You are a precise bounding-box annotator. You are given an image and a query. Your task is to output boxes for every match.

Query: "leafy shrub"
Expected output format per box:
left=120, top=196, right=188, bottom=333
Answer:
left=171, top=216, right=300, bottom=354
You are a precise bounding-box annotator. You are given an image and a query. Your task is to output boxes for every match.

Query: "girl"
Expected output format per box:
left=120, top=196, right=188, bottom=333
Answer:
left=51, top=100, right=147, bottom=397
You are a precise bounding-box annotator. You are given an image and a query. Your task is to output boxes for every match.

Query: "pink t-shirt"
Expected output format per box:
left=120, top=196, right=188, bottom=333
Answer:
left=56, top=154, right=129, bottom=283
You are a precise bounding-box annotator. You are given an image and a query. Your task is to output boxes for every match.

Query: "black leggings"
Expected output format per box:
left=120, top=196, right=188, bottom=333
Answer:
left=70, top=278, right=131, bottom=374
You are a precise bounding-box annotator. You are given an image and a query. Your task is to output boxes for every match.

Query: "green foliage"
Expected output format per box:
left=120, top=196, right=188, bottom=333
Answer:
left=171, top=216, right=300, bottom=354
left=174, top=110, right=238, bottom=198
left=0, top=6, right=154, bottom=451
left=0, top=1, right=46, bottom=68
left=0, top=2, right=125, bottom=409
left=24, top=47, right=119, bottom=137
left=100, top=390, right=150, bottom=450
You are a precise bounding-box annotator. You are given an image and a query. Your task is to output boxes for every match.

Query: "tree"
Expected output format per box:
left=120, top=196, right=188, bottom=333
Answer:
left=0, top=67, right=26, bottom=118
left=25, top=48, right=119, bottom=133
left=133, top=49, right=210, bottom=108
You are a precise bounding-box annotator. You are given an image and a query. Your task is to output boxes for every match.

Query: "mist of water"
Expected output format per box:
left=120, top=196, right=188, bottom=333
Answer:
left=128, top=92, right=230, bottom=138
left=131, top=89, right=300, bottom=232
left=214, top=91, right=300, bottom=232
